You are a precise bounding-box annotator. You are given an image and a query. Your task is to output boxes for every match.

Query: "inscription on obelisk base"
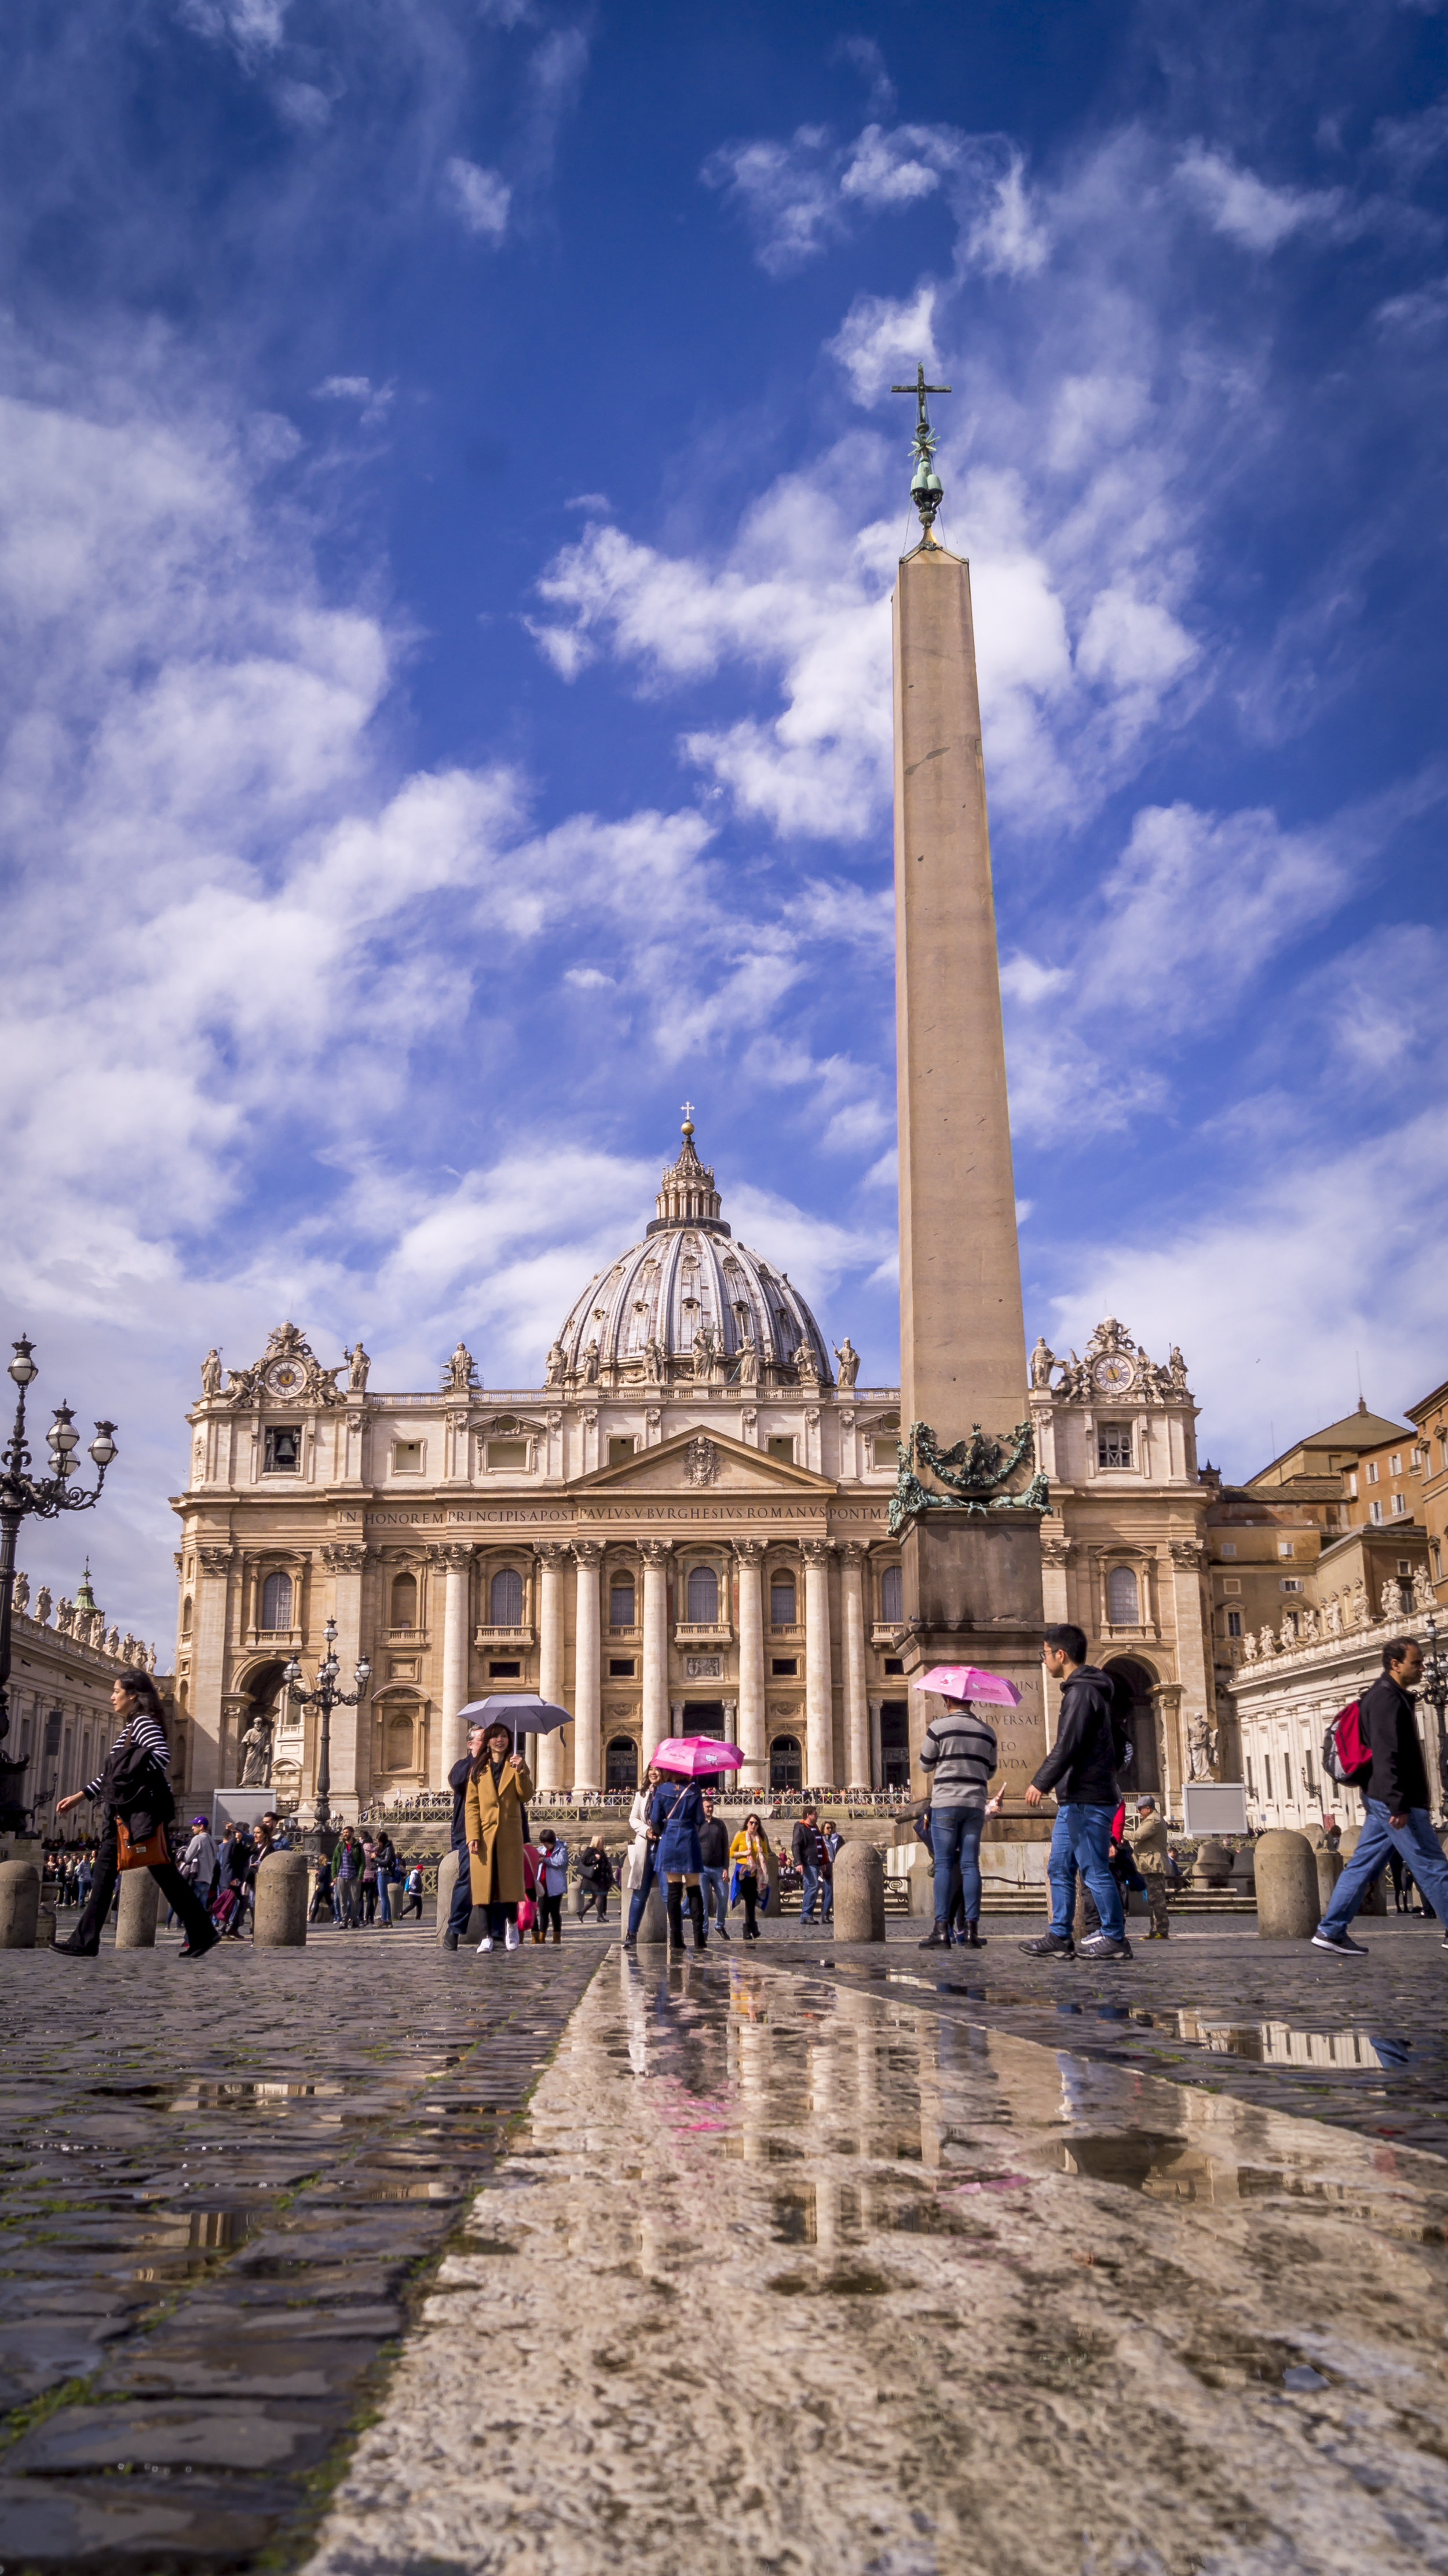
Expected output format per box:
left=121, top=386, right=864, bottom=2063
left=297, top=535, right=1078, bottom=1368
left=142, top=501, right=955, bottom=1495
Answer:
left=889, top=366, right=1048, bottom=1805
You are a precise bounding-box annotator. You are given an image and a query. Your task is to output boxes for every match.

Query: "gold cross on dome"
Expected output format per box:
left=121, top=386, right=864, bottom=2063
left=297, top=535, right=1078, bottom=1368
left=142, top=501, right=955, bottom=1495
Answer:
left=681, top=1100, right=696, bottom=1130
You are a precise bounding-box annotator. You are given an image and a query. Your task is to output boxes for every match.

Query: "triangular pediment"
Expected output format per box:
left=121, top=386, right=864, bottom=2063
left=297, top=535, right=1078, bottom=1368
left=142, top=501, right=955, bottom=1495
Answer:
left=572, top=1424, right=833, bottom=1496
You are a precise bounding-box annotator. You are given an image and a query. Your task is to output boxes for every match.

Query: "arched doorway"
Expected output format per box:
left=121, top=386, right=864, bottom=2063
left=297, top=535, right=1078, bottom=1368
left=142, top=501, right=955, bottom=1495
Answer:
left=605, top=1734, right=638, bottom=1792
left=1104, top=1656, right=1160, bottom=1793
left=770, top=1733, right=802, bottom=1791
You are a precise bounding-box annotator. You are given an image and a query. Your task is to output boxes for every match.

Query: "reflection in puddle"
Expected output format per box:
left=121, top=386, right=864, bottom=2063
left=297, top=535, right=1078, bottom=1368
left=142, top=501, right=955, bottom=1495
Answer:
left=1124, top=2009, right=1411, bottom=2073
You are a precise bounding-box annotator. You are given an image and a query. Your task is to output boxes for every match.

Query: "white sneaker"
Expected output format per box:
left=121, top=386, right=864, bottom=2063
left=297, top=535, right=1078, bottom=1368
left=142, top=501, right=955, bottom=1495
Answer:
left=504, top=1921, right=520, bottom=1951
left=477, top=1934, right=494, bottom=1952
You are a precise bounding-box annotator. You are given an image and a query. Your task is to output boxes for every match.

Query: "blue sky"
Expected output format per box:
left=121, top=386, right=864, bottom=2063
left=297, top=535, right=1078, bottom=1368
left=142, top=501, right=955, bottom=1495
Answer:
left=4, top=0, right=1448, bottom=1643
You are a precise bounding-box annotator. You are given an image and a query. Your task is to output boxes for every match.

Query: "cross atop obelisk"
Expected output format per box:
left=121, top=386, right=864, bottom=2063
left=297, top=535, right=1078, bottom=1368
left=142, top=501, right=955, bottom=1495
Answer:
left=891, top=362, right=951, bottom=536
left=888, top=358, right=1045, bottom=1795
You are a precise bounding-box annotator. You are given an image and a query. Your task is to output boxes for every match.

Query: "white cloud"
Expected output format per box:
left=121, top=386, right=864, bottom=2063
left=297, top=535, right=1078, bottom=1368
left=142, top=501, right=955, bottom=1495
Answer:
left=444, top=156, right=512, bottom=241
left=1176, top=144, right=1345, bottom=252
left=313, top=374, right=395, bottom=423
left=830, top=285, right=939, bottom=405
left=180, top=0, right=288, bottom=55
left=967, top=155, right=1051, bottom=277
left=701, top=129, right=843, bottom=276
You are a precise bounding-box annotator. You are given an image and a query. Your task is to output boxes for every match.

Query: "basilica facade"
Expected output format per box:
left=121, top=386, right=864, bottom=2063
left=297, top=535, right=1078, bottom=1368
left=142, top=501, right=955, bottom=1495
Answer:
left=170, top=1123, right=1220, bottom=1818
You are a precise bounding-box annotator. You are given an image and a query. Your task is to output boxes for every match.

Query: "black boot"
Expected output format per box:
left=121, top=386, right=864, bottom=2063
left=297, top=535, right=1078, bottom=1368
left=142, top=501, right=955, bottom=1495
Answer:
left=666, top=1886, right=685, bottom=1948
left=688, top=1886, right=707, bottom=1950
left=964, top=1920, right=986, bottom=1947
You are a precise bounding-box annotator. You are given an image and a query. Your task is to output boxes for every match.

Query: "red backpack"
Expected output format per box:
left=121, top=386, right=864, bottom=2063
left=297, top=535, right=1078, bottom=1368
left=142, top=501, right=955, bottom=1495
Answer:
left=1322, top=1700, right=1371, bottom=1789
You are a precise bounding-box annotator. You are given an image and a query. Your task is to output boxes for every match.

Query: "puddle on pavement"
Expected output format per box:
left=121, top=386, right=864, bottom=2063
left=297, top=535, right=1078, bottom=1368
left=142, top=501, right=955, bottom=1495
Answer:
left=1120, top=2007, right=1415, bottom=2073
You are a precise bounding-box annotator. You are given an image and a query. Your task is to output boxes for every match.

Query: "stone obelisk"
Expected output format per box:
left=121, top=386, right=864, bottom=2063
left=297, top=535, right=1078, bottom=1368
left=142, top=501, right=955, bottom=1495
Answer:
left=890, top=367, right=1046, bottom=1798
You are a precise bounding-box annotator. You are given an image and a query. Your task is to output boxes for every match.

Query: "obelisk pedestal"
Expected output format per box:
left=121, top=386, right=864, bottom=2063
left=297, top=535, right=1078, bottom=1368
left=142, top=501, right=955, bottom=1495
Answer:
left=891, top=476, right=1047, bottom=1803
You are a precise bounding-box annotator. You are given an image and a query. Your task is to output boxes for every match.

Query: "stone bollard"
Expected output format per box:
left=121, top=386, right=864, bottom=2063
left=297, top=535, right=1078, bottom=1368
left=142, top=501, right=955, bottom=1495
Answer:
left=0, top=1859, right=41, bottom=1948
left=908, top=1855, right=935, bottom=1918
left=1255, top=1829, right=1319, bottom=1938
left=254, top=1851, right=309, bottom=1947
left=1361, top=1862, right=1388, bottom=1917
left=832, top=1840, right=885, bottom=1944
left=436, top=1848, right=486, bottom=1946
left=1192, top=1837, right=1233, bottom=1889
left=1315, top=1847, right=1344, bottom=1916
left=635, top=1885, right=669, bottom=1944
left=115, top=1869, right=160, bottom=1949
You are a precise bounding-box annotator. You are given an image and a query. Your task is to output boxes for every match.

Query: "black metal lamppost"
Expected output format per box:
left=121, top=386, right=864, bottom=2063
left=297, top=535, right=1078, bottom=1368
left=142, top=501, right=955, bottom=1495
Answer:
left=282, top=1616, right=370, bottom=1852
left=0, top=1336, right=117, bottom=1829
left=1421, top=1611, right=1448, bottom=1824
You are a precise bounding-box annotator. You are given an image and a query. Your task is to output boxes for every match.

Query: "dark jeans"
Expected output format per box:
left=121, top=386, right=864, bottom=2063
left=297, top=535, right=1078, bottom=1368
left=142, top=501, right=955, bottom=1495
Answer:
left=72, top=1816, right=214, bottom=1955
left=737, top=1870, right=759, bottom=1934
left=1321, top=1801, right=1448, bottom=1934
left=484, top=1900, right=517, bottom=1936
left=402, top=1889, right=423, bottom=1919
left=931, top=1807, right=985, bottom=1928
left=1048, top=1803, right=1124, bottom=1941
left=626, top=1844, right=658, bottom=1940
left=447, top=1848, right=475, bottom=1939
left=539, top=1893, right=563, bottom=1940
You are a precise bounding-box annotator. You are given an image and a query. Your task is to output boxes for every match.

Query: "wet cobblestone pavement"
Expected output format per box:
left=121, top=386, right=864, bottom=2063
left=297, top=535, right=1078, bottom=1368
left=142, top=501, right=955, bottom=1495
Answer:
left=0, top=1920, right=605, bottom=2570
left=304, top=1941, right=1448, bottom=2576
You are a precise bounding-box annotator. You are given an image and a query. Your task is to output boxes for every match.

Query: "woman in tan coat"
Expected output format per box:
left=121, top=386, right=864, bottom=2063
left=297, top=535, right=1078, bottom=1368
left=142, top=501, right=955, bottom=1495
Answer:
left=465, top=1721, right=533, bottom=1953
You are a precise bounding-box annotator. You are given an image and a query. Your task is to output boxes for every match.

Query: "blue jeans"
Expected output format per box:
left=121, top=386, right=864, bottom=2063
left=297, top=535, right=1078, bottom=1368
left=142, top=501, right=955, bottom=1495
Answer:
left=1319, top=1800, right=1448, bottom=1936
left=378, top=1873, right=393, bottom=1926
left=626, top=1843, right=657, bottom=1940
left=1048, top=1804, right=1124, bottom=1941
left=447, top=1846, right=474, bottom=1939
left=800, top=1863, right=831, bottom=1922
left=701, top=1866, right=729, bottom=1932
left=931, top=1806, right=985, bottom=1928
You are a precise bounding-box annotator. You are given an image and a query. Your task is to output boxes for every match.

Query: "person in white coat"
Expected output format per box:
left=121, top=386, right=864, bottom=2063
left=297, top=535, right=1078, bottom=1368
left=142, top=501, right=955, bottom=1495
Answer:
left=621, top=1762, right=664, bottom=1945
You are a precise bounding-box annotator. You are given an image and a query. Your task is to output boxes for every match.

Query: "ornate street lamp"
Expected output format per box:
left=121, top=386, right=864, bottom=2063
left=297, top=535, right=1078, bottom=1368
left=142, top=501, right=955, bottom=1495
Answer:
left=283, top=1615, right=370, bottom=1851
left=0, top=1334, right=118, bottom=1781
left=1420, top=1611, right=1448, bottom=1823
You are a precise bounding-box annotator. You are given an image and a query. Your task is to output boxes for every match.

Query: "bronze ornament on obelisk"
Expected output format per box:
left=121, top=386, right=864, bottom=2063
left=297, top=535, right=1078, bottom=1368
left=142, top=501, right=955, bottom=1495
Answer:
left=888, top=365, right=1047, bottom=1800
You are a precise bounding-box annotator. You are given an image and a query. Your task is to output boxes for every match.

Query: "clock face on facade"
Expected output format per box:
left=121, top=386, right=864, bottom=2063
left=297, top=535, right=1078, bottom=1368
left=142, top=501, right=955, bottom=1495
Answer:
left=265, top=1358, right=306, bottom=1398
left=1092, top=1354, right=1136, bottom=1395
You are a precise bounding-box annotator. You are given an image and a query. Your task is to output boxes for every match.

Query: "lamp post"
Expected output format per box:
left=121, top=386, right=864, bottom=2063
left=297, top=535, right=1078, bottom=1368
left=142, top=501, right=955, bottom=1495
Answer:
left=282, top=1616, right=370, bottom=1852
left=0, top=1334, right=118, bottom=1779
left=1421, top=1611, right=1448, bottom=1823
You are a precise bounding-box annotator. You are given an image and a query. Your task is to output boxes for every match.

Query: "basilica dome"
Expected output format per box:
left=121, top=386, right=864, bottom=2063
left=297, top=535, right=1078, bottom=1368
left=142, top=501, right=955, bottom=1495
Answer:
left=549, top=1119, right=834, bottom=1388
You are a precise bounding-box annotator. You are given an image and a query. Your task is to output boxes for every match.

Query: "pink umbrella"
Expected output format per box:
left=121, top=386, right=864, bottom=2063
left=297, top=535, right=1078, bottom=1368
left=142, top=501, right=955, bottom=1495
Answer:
left=912, top=1665, right=1022, bottom=1707
left=652, top=1735, right=746, bottom=1775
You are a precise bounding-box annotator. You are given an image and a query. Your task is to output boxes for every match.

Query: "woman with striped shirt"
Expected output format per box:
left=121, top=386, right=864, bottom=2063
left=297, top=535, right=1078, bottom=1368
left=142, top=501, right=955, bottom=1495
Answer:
left=54, top=1672, right=218, bottom=1959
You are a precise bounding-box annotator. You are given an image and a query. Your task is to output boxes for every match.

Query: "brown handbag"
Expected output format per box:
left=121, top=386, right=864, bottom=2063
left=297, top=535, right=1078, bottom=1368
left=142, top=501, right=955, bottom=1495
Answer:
left=116, top=1815, right=169, bottom=1871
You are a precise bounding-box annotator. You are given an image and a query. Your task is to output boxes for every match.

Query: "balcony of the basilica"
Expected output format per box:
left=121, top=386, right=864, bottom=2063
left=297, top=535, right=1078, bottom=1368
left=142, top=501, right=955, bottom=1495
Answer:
left=474, top=1623, right=536, bottom=1650
left=674, top=1618, right=733, bottom=1647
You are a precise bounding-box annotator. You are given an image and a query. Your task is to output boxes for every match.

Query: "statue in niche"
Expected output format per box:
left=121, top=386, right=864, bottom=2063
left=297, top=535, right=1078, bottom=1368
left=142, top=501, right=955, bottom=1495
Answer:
left=544, top=1340, right=567, bottom=1387
left=13, top=1571, right=28, bottom=1615
left=833, top=1337, right=861, bottom=1390
left=200, top=1348, right=224, bottom=1397
left=443, top=1342, right=478, bottom=1394
left=239, top=1713, right=273, bottom=1787
left=1029, top=1335, right=1055, bottom=1390
left=344, top=1342, right=370, bottom=1394
left=1187, top=1714, right=1217, bottom=1780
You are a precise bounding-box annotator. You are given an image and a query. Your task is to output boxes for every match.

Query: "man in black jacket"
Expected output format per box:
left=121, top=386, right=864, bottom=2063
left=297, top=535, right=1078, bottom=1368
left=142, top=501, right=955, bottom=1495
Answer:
left=1314, top=1637, right=1448, bottom=1952
left=442, top=1718, right=490, bottom=1950
left=1019, top=1623, right=1132, bottom=1964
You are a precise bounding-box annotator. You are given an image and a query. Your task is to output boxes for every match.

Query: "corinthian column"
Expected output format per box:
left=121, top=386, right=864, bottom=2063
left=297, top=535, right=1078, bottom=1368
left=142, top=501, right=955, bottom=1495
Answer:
left=640, top=1541, right=672, bottom=1764
left=572, top=1542, right=603, bottom=1792
left=734, top=1539, right=766, bottom=1784
left=839, top=1544, right=869, bottom=1789
left=802, top=1538, right=834, bottom=1790
left=436, top=1542, right=475, bottom=1779
left=535, top=1543, right=568, bottom=1791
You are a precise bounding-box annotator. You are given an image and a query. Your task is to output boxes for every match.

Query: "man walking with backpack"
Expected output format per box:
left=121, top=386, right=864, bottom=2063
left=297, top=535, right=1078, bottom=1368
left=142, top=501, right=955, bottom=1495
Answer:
left=1314, top=1637, right=1448, bottom=1952
left=1020, top=1624, right=1132, bottom=1963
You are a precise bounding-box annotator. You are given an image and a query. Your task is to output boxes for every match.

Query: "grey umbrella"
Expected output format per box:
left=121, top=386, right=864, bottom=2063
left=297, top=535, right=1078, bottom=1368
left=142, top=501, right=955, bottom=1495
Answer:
left=458, top=1693, right=570, bottom=1736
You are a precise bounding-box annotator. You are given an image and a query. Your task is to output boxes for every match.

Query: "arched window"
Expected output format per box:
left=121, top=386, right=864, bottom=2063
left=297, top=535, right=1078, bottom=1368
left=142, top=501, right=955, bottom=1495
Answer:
left=880, top=1563, right=903, bottom=1625
left=609, top=1577, right=636, bottom=1629
left=390, top=1571, right=418, bottom=1630
left=770, top=1733, right=802, bottom=1790
left=260, top=1570, right=292, bottom=1632
left=181, top=1595, right=193, bottom=1638
left=606, top=1734, right=638, bottom=1791
left=1107, top=1564, right=1140, bottom=1625
left=769, top=1571, right=796, bottom=1628
left=686, top=1563, right=719, bottom=1623
left=491, top=1565, right=524, bottom=1626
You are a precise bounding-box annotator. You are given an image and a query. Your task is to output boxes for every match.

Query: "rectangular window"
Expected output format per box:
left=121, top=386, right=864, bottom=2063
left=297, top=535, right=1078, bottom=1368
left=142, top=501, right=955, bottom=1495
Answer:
left=1399, top=1558, right=1411, bottom=1575
left=1097, top=1422, right=1132, bottom=1468
left=1370, top=1498, right=1384, bottom=1524
left=609, top=1582, right=635, bottom=1628
left=1223, top=1577, right=1241, bottom=1594
left=488, top=1658, right=522, bottom=1678
left=1245, top=1755, right=1255, bottom=1797
left=1220, top=1542, right=1237, bottom=1558
left=1281, top=1578, right=1303, bottom=1593
left=1390, top=1452, right=1402, bottom=1476
left=872, top=1436, right=898, bottom=1470
left=1347, top=1472, right=1358, bottom=1498
left=264, top=1426, right=302, bottom=1474
left=1278, top=1541, right=1293, bottom=1558
left=1367, top=1460, right=1380, bottom=1485
left=769, top=1579, right=796, bottom=1626
left=608, top=1657, right=635, bottom=1678
left=1304, top=1748, right=1317, bottom=1794
left=771, top=1657, right=798, bottom=1676
left=1263, top=1754, right=1273, bottom=1801
left=1391, top=1492, right=1406, bottom=1515
left=487, top=1439, right=528, bottom=1470
left=1227, top=1609, right=1242, bottom=1637
left=1410, top=1448, right=1423, bottom=1471
left=393, top=1439, right=422, bottom=1473
left=607, top=1435, right=636, bottom=1465
left=1433, top=1542, right=1442, bottom=1580
left=767, top=1435, right=796, bottom=1465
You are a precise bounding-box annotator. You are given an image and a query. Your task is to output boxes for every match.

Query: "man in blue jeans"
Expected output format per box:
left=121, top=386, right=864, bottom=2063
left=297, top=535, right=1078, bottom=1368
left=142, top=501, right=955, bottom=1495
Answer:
left=1021, top=1622, right=1132, bottom=1964
left=1315, top=1637, right=1448, bottom=1952
left=917, top=1695, right=999, bottom=1950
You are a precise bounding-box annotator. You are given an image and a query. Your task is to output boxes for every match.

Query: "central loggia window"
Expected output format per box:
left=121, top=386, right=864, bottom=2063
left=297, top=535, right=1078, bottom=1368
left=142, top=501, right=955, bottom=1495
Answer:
left=490, top=1566, right=524, bottom=1626
left=609, top=1579, right=635, bottom=1628
left=1107, top=1564, right=1139, bottom=1624
left=260, top=1570, right=292, bottom=1630
left=770, top=1574, right=796, bottom=1628
left=686, top=1563, right=719, bottom=1623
